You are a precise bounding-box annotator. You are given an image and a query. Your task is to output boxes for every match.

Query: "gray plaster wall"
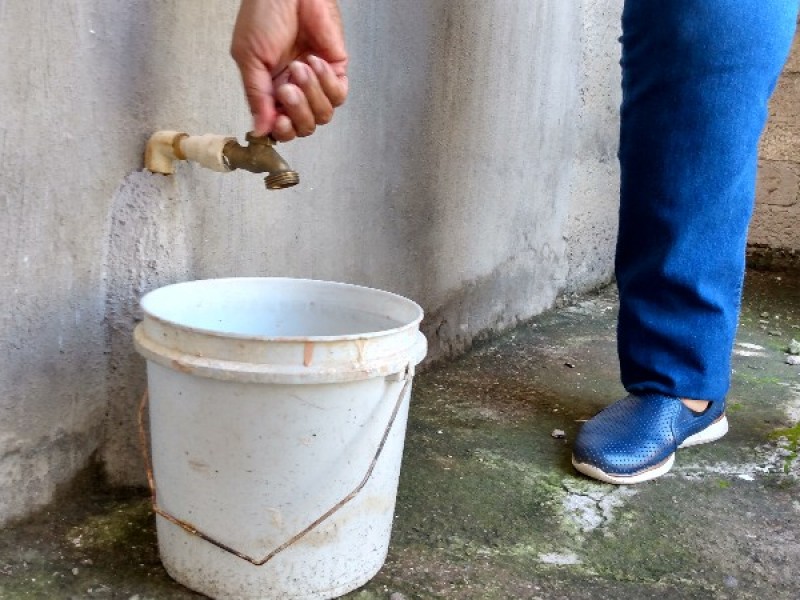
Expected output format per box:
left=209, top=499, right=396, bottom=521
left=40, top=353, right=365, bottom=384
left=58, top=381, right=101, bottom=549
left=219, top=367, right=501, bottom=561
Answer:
left=564, top=0, right=622, bottom=294
left=0, top=1, right=622, bottom=525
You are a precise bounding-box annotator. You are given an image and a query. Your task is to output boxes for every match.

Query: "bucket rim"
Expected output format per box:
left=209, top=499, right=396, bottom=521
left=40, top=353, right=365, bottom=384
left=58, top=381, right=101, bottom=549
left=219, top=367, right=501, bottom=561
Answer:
left=139, top=277, right=424, bottom=343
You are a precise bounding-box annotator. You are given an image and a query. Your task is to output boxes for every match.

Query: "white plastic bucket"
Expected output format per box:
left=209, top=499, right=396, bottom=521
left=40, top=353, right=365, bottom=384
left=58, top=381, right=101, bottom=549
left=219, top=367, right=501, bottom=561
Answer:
left=134, top=278, right=427, bottom=600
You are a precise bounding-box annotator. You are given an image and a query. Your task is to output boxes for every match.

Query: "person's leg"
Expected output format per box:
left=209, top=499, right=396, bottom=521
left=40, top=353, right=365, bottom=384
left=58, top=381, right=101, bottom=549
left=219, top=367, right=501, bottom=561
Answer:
left=616, top=0, right=797, bottom=403
left=573, top=0, right=798, bottom=484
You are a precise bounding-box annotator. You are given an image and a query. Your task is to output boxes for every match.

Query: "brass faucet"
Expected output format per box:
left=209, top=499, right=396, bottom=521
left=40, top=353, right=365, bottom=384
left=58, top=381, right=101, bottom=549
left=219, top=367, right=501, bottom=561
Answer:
left=222, top=132, right=299, bottom=190
left=144, top=130, right=299, bottom=190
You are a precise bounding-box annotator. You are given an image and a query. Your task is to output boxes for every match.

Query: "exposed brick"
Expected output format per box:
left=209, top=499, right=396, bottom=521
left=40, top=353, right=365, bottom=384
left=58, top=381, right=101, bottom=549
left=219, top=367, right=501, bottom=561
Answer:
left=749, top=202, right=800, bottom=249
left=766, top=73, right=800, bottom=123
left=759, top=118, right=800, bottom=162
left=756, top=160, right=800, bottom=208
left=785, top=29, right=800, bottom=73
left=754, top=29, right=800, bottom=250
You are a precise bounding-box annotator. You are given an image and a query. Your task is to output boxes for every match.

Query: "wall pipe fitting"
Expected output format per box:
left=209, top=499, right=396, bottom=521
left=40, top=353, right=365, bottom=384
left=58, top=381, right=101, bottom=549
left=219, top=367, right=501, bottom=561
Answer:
left=145, top=131, right=299, bottom=190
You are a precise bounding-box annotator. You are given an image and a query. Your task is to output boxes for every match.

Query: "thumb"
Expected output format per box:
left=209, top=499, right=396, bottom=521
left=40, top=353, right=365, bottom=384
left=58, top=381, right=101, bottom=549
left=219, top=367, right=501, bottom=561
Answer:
left=238, top=60, right=277, bottom=136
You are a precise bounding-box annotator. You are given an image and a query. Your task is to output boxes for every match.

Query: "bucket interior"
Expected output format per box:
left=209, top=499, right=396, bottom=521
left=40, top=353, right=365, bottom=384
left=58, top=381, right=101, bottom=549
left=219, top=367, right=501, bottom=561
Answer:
left=140, top=278, right=423, bottom=339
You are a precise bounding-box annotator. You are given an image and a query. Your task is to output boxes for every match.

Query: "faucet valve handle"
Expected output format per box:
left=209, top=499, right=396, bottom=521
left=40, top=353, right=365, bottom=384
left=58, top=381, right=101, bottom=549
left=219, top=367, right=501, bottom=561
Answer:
left=245, top=131, right=277, bottom=147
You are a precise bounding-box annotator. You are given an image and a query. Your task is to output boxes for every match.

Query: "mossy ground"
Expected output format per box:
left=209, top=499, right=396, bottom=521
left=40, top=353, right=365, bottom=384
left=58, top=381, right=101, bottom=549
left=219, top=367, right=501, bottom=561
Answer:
left=1, top=269, right=798, bottom=599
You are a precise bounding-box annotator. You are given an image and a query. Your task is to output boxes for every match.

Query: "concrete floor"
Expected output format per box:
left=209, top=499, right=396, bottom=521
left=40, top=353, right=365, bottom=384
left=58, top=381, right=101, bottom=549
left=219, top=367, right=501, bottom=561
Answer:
left=1, top=268, right=799, bottom=599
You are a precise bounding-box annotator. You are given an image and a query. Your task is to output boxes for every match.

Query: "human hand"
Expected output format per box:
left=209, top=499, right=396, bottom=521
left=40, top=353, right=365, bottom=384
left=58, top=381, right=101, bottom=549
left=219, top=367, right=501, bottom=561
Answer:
left=231, top=0, right=348, bottom=141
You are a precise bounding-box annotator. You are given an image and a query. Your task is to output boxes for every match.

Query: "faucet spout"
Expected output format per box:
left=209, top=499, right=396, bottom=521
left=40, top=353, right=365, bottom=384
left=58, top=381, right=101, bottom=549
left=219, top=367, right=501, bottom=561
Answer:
left=222, top=132, right=300, bottom=190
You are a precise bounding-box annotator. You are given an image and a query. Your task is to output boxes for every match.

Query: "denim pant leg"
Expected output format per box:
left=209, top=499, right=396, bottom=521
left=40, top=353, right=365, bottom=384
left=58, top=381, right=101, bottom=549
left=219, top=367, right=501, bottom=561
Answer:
left=616, top=0, right=798, bottom=403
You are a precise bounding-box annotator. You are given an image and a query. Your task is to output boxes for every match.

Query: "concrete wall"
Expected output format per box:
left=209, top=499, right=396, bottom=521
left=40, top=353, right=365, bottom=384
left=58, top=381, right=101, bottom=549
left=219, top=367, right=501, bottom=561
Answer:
left=751, top=22, right=800, bottom=251
left=564, top=0, right=622, bottom=294
left=0, top=1, right=623, bottom=525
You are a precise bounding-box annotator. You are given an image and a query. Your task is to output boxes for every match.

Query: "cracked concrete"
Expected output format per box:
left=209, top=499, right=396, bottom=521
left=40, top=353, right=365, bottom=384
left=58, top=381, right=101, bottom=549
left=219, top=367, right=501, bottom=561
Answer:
left=0, top=267, right=798, bottom=599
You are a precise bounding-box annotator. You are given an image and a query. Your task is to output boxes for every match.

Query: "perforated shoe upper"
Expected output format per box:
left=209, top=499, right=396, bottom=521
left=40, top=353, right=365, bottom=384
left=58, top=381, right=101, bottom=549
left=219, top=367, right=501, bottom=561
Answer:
left=572, top=394, right=725, bottom=477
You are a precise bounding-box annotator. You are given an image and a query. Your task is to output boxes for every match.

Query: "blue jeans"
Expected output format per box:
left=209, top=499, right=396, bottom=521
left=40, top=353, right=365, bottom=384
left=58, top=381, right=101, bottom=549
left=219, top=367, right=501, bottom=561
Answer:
left=616, top=0, right=798, bottom=402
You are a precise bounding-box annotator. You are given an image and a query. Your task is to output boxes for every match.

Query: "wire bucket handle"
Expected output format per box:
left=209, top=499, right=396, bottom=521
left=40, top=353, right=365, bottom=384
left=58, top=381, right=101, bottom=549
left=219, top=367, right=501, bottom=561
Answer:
left=137, top=366, right=413, bottom=566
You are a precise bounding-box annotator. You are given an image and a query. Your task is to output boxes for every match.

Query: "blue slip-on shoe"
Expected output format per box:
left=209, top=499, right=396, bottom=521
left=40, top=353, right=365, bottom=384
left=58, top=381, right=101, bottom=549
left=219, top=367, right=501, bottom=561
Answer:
left=571, top=394, right=728, bottom=485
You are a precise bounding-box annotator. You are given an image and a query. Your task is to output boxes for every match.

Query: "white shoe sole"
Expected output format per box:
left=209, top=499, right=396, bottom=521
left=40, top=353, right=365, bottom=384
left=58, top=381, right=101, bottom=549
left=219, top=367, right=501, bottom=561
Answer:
left=678, top=413, right=729, bottom=448
left=571, top=414, right=728, bottom=485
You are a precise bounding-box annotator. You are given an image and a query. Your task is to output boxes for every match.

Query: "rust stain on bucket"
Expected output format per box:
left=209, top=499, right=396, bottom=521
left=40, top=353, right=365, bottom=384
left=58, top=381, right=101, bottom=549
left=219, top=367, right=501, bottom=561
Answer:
left=355, top=339, right=367, bottom=365
left=303, top=342, right=314, bottom=367
left=171, top=359, right=194, bottom=375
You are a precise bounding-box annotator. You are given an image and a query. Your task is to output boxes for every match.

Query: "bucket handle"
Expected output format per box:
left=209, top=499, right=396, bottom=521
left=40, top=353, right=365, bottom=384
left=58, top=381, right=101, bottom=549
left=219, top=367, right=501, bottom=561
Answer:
left=137, top=365, right=414, bottom=566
